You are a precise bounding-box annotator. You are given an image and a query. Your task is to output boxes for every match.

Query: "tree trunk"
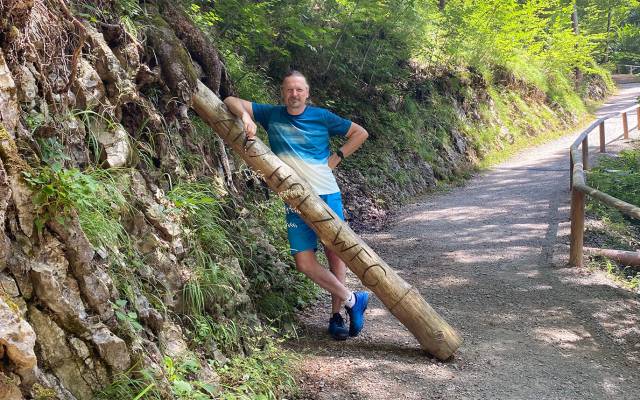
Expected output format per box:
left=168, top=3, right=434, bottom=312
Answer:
left=604, top=7, right=612, bottom=62
left=572, top=2, right=579, bottom=35
left=572, top=3, right=582, bottom=84
left=157, top=0, right=235, bottom=98
left=191, top=81, right=463, bottom=360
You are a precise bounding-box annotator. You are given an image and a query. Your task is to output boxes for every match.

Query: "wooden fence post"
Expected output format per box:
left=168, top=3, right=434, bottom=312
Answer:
left=599, top=122, right=605, bottom=153
left=569, top=150, right=574, bottom=190
left=582, top=136, right=589, bottom=171
left=622, top=112, right=629, bottom=139
left=569, top=188, right=585, bottom=267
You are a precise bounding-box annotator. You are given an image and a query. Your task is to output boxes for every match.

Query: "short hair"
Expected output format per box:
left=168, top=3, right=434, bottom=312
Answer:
left=282, top=70, right=309, bottom=89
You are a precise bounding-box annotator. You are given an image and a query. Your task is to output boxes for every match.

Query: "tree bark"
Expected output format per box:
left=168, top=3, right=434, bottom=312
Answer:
left=158, top=0, right=235, bottom=98
left=145, top=6, right=198, bottom=104
left=191, top=81, right=463, bottom=360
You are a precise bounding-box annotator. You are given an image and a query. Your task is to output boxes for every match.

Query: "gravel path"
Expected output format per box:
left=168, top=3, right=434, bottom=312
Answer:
left=289, top=82, right=640, bottom=400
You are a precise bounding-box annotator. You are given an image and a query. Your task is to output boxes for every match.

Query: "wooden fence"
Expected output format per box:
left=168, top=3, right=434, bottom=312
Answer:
left=617, top=64, right=640, bottom=75
left=569, top=103, right=640, bottom=267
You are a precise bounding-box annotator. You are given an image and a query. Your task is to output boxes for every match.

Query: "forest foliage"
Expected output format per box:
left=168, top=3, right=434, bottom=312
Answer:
left=189, top=0, right=640, bottom=105
left=182, top=1, right=640, bottom=202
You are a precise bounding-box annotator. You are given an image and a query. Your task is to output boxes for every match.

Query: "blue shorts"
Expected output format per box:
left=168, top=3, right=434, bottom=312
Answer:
left=285, top=192, right=345, bottom=255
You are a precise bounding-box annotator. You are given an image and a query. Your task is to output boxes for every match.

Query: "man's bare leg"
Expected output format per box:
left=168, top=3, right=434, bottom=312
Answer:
left=294, top=250, right=350, bottom=303
left=325, top=247, right=346, bottom=314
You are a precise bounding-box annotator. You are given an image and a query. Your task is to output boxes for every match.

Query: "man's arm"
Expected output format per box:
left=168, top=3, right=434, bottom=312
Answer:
left=223, top=96, right=258, bottom=139
left=328, top=122, right=369, bottom=169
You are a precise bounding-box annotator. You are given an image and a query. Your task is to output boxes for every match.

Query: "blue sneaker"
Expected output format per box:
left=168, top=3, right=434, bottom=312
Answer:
left=346, top=291, right=369, bottom=337
left=328, top=313, right=349, bottom=341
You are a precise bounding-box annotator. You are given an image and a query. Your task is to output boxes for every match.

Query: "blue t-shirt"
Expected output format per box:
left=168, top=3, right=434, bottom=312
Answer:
left=252, top=103, right=352, bottom=195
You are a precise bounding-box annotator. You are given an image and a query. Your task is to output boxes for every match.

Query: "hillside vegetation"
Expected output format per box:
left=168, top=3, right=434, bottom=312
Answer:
left=0, top=0, right=638, bottom=399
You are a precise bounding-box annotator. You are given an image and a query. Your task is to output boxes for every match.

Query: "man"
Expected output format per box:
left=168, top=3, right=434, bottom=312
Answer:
left=224, top=70, right=369, bottom=340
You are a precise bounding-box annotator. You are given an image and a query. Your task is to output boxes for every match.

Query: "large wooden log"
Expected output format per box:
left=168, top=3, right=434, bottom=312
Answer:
left=192, top=81, right=463, bottom=360
left=584, top=247, right=640, bottom=267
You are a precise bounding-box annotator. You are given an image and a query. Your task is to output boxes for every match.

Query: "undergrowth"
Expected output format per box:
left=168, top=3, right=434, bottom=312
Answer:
left=585, top=145, right=640, bottom=290
left=24, top=137, right=311, bottom=398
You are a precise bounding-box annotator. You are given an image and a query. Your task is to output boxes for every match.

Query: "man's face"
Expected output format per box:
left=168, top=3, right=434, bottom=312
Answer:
left=282, top=76, right=309, bottom=110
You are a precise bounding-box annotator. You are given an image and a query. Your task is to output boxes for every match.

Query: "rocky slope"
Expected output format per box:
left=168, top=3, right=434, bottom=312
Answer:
left=0, top=1, right=271, bottom=398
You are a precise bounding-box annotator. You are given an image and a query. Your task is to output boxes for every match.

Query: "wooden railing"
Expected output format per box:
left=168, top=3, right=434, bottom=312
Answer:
left=569, top=103, right=640, bottom=267
left=617, top=64, right=640, bottom=75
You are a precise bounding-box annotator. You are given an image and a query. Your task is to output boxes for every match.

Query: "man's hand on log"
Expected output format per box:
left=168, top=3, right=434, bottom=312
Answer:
left=242, top=113, right=257, bottom=139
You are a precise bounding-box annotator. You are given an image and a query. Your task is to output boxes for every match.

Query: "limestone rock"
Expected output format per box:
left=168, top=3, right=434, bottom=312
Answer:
left=0, top=297, right=37, bottom=380
left=59, top=115, right=90, bottom=166
left=130, top=171, right=181, bottom=241
left=30, top=372, right=76, bottom=400
left=0, top=159, right=10, bottom=270
left=46, top=216, right=94, bottom=266
left=28, top=307, right=93, bottom=400
left=6, top=248, right=33, bottom=300
left=113, top=41, right=141, bottom=76
left=0, top=371, right=23, bottom=400
left=8, top=175, right=35, bottom=238
left=158, top=322, right=189, bottom=359
left=85, top=24, right=136, bottom=104
left=73, top=59, right=106, bottom=110
left=0, top=129, right=35, bottom=238
left=13, top=64, right=37, bottom=110
left=90, top=324, right=130, bottom=372
left=0, top=50, right=19, bottom=135
left=0, top=272, right=27, bottom=316
left=0, top=272, right=20, bottom=297
left=146, top=247, right=183, bottom=295
left=134, top=293, right=164, bottom=333
left=146, top=203, right=181, bottom=240
left=47, top=218, right=114, bottom=319
left=94, top=124, right=131, bottom=168
left=30, top=234, right=87, bottom=327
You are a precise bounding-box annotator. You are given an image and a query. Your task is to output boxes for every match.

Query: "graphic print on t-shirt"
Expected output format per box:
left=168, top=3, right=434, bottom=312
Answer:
left=252, top=103, right=351, bottom=195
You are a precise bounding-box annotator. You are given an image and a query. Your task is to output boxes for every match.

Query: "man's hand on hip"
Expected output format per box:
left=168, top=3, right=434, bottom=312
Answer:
left=328, top=153, right=342, bottom=170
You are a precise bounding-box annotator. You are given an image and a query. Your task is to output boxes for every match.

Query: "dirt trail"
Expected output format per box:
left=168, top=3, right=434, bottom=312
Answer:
left=289, top=83, right=640, bottom=400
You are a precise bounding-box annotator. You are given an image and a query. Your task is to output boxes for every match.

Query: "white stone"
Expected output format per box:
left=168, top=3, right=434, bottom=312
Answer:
left=0, top=298, right=37, bottom=379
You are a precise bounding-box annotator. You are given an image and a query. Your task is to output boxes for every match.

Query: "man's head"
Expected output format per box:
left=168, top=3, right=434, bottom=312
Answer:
left=281, top=70, right=309, bottom=114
